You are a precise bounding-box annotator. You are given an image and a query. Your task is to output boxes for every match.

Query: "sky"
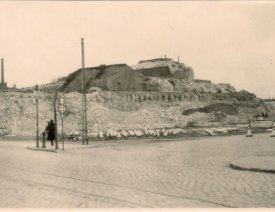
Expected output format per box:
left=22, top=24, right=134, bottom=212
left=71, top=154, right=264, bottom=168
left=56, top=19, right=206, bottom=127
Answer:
left=0, top=1, right=275, bottom=98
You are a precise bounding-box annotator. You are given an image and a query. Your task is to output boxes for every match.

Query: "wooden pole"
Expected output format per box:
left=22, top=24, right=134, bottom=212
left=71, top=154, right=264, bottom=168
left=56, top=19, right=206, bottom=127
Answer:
left=62, top=114, right=64, bottom=150
left=81, top=38, right=88, bottom=145
left=35, top=85, right=39, bottom=148
left=1, top=58, right=4, bottom=84
left=54, top=90, right=59, bottom=149
left=84, top=90, right=88, bottom=145
left=36, top=98, right=39, bottom=147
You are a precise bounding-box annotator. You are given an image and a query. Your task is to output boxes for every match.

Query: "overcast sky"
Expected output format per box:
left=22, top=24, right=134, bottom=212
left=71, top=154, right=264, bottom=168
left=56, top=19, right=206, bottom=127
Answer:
left=0, top=1, right=275, bottom=98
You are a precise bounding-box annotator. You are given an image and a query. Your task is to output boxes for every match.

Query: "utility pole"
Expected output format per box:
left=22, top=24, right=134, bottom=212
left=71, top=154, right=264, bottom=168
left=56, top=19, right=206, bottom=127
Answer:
left=62, top=114, right=64, bottom=150
left=53, top=90, right=59, bottom=149
left=35, top=85, right=39, bottom=148
left=81, top=38, right=88, bottom=145
left=85, top=87, right=88, bottom=145
left=1, top=58, right=4, bottom=84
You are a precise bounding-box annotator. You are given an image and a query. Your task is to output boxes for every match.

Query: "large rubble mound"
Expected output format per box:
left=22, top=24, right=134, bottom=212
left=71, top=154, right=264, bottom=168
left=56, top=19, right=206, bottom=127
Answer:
left=60, top=62, right=189, bottom=93
left=60, top=64, right=145, bottom=92
left=1, top=57, right=271, bottom=138
left=58, top=58, right=238, bottom=95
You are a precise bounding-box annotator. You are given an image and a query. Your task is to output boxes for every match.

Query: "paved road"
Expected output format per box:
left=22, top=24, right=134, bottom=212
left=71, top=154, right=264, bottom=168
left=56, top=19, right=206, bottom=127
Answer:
left=0, top=134, right=275, bottom=208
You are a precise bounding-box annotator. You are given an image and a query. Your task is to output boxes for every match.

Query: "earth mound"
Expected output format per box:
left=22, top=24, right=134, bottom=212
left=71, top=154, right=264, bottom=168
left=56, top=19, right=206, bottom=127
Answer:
left=60, top=64, right=146, bottom=92
left=182, top=103, right=238, bottom=116
left=58, top=58, right=238, bottom=95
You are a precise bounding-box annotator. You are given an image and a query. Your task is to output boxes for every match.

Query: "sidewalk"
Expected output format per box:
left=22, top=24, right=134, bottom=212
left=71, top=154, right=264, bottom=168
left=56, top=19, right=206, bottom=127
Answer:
left=230, top=156, right=275, bottom=174
left=27, top=137, right=275, bottom=174
left=27, top=146, right=58, bottom=153
left=26, top=140, right=114, bottom=152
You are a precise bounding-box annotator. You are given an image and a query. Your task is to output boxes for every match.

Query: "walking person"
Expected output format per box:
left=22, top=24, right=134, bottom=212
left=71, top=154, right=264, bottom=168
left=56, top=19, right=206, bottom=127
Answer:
left=246, top=117, right=253, bottom=137
left=46, top=120, right=55, bottom=146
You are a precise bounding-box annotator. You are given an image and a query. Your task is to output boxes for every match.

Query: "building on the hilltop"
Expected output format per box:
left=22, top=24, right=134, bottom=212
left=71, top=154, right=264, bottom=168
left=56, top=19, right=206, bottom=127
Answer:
left=132, top=57, right=194, bottom=79
left=0, top=58, right=7, bottom=89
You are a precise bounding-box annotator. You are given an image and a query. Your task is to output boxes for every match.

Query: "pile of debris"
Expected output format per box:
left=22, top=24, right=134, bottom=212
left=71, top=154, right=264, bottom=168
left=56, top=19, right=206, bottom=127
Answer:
left=66, top=127, right=241, bottom=141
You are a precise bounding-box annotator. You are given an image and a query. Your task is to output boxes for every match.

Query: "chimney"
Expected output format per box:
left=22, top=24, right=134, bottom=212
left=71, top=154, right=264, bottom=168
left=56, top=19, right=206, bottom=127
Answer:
left=178, top=56, right=180, bottom=63
left=1, top=58, right=4, bottom=84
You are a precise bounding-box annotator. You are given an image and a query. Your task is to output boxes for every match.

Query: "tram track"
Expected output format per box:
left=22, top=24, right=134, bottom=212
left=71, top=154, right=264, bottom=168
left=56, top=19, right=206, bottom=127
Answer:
left=0, top=163, right=233, bottom=208
left=0, top=172, right=150, bottom=207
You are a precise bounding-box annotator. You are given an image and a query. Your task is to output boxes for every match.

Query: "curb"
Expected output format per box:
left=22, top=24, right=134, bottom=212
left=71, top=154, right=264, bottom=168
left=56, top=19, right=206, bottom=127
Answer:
left=229, top=163, right=275, bottom=174
left=27, top=147, right=57, bottom=153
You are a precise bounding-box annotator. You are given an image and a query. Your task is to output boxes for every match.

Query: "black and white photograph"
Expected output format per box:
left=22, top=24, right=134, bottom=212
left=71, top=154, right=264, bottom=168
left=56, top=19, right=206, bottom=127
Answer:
left=0, top=0, right=275, bottom=208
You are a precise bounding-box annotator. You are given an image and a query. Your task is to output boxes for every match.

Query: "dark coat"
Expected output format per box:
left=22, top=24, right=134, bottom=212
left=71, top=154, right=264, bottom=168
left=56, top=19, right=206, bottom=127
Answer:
left=46, top=122, right=55, bottom=141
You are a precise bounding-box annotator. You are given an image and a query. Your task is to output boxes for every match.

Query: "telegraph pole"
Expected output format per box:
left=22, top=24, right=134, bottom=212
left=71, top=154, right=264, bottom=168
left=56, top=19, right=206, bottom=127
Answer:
left=81, top=38, right=88, bottom=145
left=85, top=87, right=88, bottom=145
left=53, top=90, right=59, bottom=149
left=35, top=85, right=39, bottom=148
left=1, top=58, right=4, bottom=84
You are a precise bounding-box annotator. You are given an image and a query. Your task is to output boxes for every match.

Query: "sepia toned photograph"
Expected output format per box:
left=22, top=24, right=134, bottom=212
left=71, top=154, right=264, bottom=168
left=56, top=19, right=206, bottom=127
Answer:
left=0, top=0, right=275, bottom=208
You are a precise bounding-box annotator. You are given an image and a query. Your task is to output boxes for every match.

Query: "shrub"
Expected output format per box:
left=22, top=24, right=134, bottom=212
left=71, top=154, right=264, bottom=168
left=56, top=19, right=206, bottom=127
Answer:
left=186, top=121, right=196, bottom=128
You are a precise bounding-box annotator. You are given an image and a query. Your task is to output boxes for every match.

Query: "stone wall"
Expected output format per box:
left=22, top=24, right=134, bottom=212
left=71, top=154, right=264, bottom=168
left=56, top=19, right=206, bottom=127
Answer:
left=94, top=90, right=259, bottom=112
left=97, top=91, right=199, bottom=111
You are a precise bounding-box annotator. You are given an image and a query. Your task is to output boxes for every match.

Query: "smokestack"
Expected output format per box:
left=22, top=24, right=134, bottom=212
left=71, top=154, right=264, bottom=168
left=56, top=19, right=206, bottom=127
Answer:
left=178, top=56, right=180, bottom=63
left=1, top=58, right=4, bottom=84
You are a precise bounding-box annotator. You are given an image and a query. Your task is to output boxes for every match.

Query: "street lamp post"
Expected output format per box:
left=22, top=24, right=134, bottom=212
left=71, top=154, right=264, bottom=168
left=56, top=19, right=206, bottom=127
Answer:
left=34, top=85, right=39, bottom=148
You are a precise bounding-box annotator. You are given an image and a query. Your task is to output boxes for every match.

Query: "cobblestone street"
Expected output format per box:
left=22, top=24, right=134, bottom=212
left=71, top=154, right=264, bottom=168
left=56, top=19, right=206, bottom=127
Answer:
left=0, top=134, right=275, bottom=208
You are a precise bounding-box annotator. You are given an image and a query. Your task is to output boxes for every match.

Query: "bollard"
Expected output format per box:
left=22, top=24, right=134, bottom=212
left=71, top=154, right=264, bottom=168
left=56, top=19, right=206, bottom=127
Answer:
left=42, top=131, right=46, bottom=148
left=246, top=126, right=253, bottom=137
left=271, top=123, right=275, bottom=138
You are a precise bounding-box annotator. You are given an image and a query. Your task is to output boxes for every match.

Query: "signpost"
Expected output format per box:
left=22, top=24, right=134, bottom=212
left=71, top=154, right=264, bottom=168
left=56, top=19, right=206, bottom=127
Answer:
left=58, top=105, right=66, bottom=115
left=58, top=98, right=66, bottom=151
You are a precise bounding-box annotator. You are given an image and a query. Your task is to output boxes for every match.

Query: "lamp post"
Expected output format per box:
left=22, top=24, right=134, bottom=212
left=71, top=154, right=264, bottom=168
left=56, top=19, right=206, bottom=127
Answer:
left=34, top=85, right=39, bottom=148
